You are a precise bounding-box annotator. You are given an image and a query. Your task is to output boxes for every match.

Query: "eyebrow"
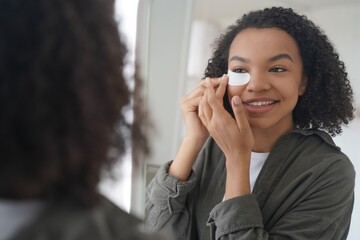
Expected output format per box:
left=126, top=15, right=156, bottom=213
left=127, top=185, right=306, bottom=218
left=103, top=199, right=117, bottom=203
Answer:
left=269, top=53, right=294, bottom=63
left=229, top=55, right=249, bottom=63
left=229, top=53, right=294, bottom=63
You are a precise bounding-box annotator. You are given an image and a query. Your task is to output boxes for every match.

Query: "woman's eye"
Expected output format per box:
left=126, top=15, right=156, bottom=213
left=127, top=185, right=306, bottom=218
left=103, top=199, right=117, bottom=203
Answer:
left=232, top=68, right=247, bottom=73
left=270, top=67, right=286, bottom=73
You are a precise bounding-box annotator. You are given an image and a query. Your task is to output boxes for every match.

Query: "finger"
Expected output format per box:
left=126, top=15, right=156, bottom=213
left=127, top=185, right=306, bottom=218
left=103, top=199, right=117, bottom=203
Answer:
left=182, top=84, right=206, bottom=107
left=200, top=77, right=221, bottom=88
left=205, top=77, right=223, bottom=112
left=188, top=84, right=206, bottom=98
left=181, top=95, right=202, bottom=111
left=199, top=90, right=212, bottom=124
left=198, top=93, right=207, bottom=127
left=216, top=74, right=228, bottom=99
left=231, top=96, right=251, bottom=131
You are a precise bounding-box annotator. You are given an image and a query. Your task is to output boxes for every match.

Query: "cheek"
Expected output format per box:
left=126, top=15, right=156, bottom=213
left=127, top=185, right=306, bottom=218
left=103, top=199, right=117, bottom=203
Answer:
left=281, top=84, right=297, bottom=96
left=278, top=82, right=302, bottom=106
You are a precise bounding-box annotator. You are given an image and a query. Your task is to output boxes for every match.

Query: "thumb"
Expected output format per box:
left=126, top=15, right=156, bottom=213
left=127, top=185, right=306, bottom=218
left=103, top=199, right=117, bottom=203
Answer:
left=232, top=96, right=249, bottom=130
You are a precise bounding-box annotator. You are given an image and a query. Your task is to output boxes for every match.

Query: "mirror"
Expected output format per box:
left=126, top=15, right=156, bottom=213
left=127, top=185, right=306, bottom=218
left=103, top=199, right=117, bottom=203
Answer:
left=136, top=0, right=360, bottom=238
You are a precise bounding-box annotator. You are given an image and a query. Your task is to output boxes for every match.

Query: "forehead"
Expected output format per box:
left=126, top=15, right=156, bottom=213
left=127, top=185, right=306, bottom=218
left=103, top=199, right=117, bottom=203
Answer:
left=229, top=28, right=301, bottom=62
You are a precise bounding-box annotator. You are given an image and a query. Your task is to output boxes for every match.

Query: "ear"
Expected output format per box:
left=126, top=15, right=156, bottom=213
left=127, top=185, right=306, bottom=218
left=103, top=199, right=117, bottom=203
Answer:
left=298, top=75, right=307, bottom=96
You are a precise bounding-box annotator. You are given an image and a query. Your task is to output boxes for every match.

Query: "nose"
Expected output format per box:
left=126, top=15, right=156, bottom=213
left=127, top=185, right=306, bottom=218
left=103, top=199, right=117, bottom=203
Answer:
left=246, top=71, right=271, bottom=92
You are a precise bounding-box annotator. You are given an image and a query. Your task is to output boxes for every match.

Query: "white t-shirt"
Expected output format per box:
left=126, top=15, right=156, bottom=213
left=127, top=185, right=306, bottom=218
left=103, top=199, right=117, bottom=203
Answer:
left=250, top=151, right=269, bottom=192
left=0, top=199, right=44, bottom=240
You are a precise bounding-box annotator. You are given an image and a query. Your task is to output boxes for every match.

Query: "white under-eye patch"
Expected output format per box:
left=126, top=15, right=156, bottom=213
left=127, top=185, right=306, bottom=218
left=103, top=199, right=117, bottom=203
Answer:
left=227, top=70, right=250, bottom=86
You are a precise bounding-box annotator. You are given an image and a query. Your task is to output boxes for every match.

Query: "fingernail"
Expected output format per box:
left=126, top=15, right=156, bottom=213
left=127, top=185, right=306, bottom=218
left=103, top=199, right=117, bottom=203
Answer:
left=205, top=77, right=210, bottom=85
left=233, top=96, right=241, bottom=105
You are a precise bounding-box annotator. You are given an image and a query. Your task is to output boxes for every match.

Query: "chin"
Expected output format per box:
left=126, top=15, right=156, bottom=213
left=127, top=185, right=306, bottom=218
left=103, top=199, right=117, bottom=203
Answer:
left=248, top=119, right=273, bottom=129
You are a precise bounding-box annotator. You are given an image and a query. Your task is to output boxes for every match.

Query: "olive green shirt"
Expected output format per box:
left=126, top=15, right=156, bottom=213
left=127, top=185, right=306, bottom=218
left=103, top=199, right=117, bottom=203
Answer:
left=146, top=129, right=355, bottom=239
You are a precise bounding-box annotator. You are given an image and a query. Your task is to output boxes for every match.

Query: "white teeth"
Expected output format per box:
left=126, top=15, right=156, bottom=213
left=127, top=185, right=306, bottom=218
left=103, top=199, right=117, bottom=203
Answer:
left=248, top=101, right=274, bottom=106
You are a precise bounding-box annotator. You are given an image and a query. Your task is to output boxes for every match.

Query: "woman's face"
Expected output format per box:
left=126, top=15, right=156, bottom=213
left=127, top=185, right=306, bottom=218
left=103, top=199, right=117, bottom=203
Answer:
left=227, top=28, right=306, bottom=133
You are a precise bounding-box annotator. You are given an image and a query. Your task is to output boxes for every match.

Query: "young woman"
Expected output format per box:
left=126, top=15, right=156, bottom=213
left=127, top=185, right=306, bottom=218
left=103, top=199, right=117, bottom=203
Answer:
left=146, top=7, right=355, bottom=240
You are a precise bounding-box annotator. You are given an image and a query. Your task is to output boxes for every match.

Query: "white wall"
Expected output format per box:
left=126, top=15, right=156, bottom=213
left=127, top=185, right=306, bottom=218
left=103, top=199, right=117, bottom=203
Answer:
left=133, top=0, right=194, bottom=218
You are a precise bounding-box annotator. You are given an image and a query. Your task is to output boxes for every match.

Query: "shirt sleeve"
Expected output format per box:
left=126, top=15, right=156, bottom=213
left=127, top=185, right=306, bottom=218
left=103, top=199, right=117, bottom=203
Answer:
left=207, top=194, right=265, bottom=239
left=145, top=161, right=197, bottom=238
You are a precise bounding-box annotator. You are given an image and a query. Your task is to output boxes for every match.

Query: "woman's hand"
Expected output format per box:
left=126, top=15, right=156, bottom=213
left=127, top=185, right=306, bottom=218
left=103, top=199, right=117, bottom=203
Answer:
left=168, top=77, right=222, bottom=181
left=199, top=75, right=254, bottom=158
left=198, top=75, right=254, bottom=198
left=180, top=78, right=221, bottom=143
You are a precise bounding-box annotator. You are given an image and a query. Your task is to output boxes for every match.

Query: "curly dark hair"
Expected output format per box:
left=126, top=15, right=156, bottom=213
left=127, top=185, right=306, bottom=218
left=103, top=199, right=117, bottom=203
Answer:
left=205, top=7, right=354, bottom=136
left=0, top=0, right=147, bottom=206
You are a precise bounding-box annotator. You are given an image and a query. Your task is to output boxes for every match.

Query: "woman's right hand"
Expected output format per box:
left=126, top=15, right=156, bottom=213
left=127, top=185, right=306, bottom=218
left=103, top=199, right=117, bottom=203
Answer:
left=168, top=77, right=221, bottom=181
left=180, top=78, right=221, bottom=143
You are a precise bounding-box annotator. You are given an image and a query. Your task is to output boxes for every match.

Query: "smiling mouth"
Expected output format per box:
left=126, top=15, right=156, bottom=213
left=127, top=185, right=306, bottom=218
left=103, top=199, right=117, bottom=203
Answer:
left=246, top=100, right=278, bottom=107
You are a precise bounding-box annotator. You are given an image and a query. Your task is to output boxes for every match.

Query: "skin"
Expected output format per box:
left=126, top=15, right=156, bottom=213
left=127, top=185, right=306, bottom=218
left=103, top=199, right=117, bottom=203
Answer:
left=227, top=28, right=306, bottom=152
left=169, top=27, right=306, bottom=200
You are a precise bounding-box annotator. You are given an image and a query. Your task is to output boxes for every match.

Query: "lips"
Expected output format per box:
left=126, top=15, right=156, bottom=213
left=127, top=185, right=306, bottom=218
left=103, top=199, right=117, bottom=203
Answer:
left=242, top=98, right=279, bottom=113
left=243, top=97, right=279, bottom=105
left=247, top=100, right=275, bottom=107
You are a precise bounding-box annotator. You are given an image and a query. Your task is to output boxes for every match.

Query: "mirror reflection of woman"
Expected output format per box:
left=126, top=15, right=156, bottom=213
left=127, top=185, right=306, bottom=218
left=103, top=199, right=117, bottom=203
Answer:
left=146, top=7, right=355, bottom=240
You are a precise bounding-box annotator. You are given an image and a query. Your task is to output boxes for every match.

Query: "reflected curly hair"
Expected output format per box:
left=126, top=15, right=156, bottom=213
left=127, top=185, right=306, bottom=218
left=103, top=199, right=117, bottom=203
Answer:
left=0, top=0, right=147, bottom=206
left=205, top=7, right=354, bottom=136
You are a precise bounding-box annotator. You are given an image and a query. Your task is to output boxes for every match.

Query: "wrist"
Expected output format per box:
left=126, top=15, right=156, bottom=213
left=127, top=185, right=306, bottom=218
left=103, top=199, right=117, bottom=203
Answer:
left=225, top=151, right=251, bottom=168
left=182, top=135, right=207, bottom=150
left=224, top=153, right=251, bottom=200
left=224, top=170, right=251, bottom=200
left=169, top=136, right=206, bottom=181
